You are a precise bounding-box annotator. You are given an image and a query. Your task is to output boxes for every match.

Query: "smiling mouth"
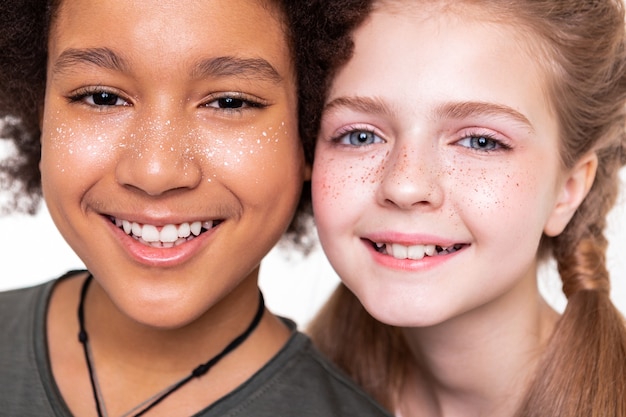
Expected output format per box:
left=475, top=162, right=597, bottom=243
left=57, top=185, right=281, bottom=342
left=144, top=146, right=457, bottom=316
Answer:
left=371, top=241, right=468, bottom=260
left=109, top=217, right=223, bottom=248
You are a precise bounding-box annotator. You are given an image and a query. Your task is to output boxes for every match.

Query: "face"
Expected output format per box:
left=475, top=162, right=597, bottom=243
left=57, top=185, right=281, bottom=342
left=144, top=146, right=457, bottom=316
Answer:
left=41, top=0, right=305, bottom=328
left=312, top=4, right=570, bottom=327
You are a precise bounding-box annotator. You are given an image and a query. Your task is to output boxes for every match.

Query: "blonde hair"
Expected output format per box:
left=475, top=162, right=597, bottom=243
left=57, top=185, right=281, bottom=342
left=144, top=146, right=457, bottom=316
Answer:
left=308, top=0, right=626, bottom=415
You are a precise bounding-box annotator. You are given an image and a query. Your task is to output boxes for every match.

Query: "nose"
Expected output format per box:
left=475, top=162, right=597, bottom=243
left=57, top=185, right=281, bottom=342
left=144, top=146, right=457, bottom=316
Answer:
left=377, top=142, right=444, bottom=210
left=115, top=114, right=202, bottom=196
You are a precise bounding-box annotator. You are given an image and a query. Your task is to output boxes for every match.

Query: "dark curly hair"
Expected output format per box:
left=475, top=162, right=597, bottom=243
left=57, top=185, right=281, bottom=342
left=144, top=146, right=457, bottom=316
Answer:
left=0, top=0, right=49, bottom=214
left=287, top=0, right=372, bottom=161
left=0, top=0, right=327, bottom=247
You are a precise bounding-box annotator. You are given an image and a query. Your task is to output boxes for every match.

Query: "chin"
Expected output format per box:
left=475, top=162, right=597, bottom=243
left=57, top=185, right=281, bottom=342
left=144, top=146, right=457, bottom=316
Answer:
left=355, top=290, right=447, bottom=328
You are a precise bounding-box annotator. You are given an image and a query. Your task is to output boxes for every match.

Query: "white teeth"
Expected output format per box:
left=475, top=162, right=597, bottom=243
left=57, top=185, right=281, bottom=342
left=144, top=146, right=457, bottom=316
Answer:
left=391, top=243, right=408, bottom=259
left=177, top=222, right=191, bottom=238
left=122, top=220, right=132, bottom=234
left=114, top=218, right=218, bottom=246
left=159, top=224, right=179, bottom=243
left=131, top=222, right=142, bottom=237
left=376, top=243, right=445, bottom=260
left=190, top=221, right=202, bottom=236
left=141, top=224, right=159, bottom=242
left=407, top=244, right=426, bottom=260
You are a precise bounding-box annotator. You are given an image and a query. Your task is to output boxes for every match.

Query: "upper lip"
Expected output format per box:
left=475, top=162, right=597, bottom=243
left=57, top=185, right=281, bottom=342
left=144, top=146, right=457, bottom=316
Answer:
left=107, top=215, right=220, bottom=228
left=363, top=232, right=464, bottom=248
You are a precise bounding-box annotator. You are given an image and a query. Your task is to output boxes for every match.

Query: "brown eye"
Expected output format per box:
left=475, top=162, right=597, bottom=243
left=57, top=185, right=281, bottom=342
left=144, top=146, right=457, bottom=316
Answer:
left=217, top=97, right=245, bottom=108
left=69, top=89, right=130, bottom=107
left=90, top=92, right=123, bottom=106
left=204, top=93, right=265, bottom=110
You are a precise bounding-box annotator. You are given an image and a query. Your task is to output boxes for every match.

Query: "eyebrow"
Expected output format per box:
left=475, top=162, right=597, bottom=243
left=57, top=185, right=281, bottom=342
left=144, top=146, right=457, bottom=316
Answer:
left=324, top=96, right=394, bottom=118
left=325, top=96, right=534, bottom=133
left=52, top=48, right=283, bottom=84
left=52, top=47, right=129, bottom=76
left=435, top=101, right=535, bottom=133
left=190, top=56, right=283, bottom=84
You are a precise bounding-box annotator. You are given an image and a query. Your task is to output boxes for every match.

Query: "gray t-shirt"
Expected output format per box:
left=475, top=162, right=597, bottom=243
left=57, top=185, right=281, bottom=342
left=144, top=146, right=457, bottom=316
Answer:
left=0, top=273, right=392, bottom=417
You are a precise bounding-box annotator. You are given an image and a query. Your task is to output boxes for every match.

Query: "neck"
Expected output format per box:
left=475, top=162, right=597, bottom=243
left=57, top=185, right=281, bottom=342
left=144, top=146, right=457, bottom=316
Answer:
left=47, top=270, right=291, bottom=417
left=85, top=274, right=266, bottom=372
left=398, top=274, right=559, bottom=417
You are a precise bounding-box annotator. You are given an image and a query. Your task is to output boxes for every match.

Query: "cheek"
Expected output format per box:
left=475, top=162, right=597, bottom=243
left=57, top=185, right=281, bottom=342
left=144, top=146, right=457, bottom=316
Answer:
left=448, top=159, right=553, bottom=243
left=452, top=165, right=517, bottom=213
left=312, top=152, right=382, bottom=229
left=214, top=123, right=304, bottom=203
left=40, top=113, right=119, bottom=190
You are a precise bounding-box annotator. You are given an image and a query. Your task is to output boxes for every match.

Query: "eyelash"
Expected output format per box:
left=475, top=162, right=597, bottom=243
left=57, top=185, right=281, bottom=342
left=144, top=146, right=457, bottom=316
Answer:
left=455, top=131, right=512, bottom=153
left=201, top=92, right=268, bottom=113
left=67, top=87, right=131, bottom=109
left=330, top=124, right=385, bottom=147
left=67, top=88, right=268, bottom=113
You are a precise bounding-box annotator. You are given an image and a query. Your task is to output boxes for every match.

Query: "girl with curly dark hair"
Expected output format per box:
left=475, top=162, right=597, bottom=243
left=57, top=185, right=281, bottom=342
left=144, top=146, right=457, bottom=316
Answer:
left=0, top=1, right=391, bottom=416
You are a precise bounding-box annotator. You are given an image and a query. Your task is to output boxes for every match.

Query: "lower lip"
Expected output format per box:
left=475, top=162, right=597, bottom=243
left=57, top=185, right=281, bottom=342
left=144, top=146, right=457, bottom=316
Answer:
left=364, top=239, right=466, bottom=271
left=106, top=218, right=218, bottom=268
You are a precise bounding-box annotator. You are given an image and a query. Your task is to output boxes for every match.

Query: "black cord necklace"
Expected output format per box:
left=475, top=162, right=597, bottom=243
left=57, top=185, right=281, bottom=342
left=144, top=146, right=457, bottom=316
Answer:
left=77, top=274, right=265, bottom=417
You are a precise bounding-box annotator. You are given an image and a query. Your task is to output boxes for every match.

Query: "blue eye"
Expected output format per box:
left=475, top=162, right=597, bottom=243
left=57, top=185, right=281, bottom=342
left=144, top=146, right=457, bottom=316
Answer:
left=457, top=135, right=502, bottom=151
left=338, top=130, right=382, bottom=146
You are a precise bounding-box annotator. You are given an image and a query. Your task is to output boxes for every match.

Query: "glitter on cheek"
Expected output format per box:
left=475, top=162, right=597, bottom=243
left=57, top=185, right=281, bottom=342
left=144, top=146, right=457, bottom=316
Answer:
left=43, top=113, right=123, bottom=177
left=185, top=121, right=295, bottom=186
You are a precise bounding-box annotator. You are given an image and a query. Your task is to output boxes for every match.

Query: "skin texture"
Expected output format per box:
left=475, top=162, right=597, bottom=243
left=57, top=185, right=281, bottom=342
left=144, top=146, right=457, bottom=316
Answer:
left=42, top=0, right=305, bottom=415
left=312, top=4, right=596, bottom=416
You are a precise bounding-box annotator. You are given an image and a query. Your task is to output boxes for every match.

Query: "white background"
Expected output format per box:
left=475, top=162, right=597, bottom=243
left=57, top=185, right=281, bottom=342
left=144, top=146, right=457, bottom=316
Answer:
left=1, top=141, right=625, bottom=327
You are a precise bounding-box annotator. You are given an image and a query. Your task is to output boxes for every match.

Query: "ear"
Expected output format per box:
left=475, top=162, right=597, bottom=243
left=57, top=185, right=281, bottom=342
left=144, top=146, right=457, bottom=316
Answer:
left=544, top=152, right=598, bottom=237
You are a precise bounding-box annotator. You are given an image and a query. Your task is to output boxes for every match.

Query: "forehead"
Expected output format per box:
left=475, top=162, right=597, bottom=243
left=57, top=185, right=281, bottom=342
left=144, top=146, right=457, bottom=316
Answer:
left=354, top=1, right=556, bottom=104
left=332, top=1, right=559, bottom=141
left=47, top=0, right=292, bottom=77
